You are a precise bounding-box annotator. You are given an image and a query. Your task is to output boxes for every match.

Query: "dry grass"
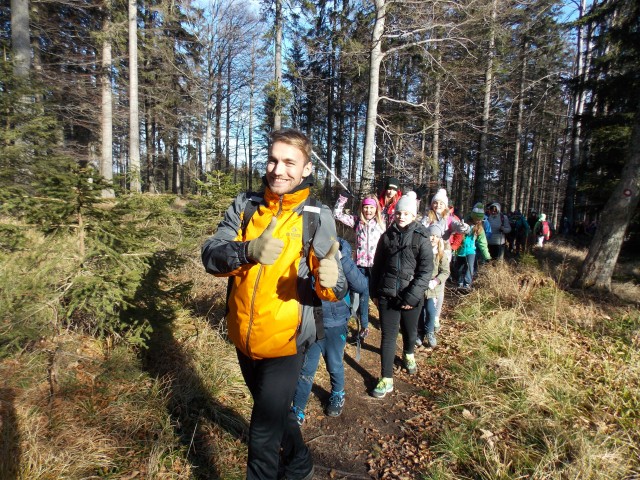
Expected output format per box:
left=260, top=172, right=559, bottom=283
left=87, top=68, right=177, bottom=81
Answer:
left=4, top=205, right=639, bottom=479
left=1, top=333, right=192, bottom=479
left=432, top=252, right=640, bottom=479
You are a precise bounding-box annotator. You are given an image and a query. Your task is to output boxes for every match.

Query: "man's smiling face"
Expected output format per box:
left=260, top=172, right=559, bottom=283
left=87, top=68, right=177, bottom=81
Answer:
left=266, top=141, right=313, bottom=195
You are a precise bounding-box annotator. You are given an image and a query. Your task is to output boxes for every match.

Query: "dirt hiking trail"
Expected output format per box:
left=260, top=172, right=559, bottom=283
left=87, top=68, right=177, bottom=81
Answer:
left=299, top=287, right=467, bottom=479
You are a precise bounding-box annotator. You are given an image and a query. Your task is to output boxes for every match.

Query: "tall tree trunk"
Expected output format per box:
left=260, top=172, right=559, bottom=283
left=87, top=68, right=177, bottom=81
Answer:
left=128, top=0, right=141, bottom=192
left=215, top=64, right=223, bottom=170
left=100, top=5, right=114, bottom=197
left=432, top=71, right=441, bottom=181
left=562, top=0, right=589, bottom=227
left=273, top=0, right=283, bottom=131
left=171, top=136, right=180, bottom=194
left=574, top=100, right=640, bottom=290
left=325, top=21, right=335, bottom=195
left=225, top=55, right=231, bottom=170
left=361, top=0, right=386, bottom=194
left=144, top=100, right=156, bottom=192
left=248, top=39, right=256, bottom=191
left=11, top=0, right=30, bottom=79
left=350, top=107, right=359, bottom=194
left=510, top=41, right=527, bottom=211
left=473, top=0, right=497, bottom=203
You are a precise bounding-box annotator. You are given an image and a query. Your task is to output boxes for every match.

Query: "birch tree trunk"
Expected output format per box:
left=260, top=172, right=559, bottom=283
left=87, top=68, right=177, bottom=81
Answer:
left=361, top=0, right=386, bottom=194
left=574, top=99, right=640, bottom=290
left=273, top=0, right=283, bottom=131
left=128, top=0, right=141, bottom=192
left=100, top=4, right=114, bottom=197
left=11, top=0, right=30, bottom=79
left=248, top=39, right=256, bottom=191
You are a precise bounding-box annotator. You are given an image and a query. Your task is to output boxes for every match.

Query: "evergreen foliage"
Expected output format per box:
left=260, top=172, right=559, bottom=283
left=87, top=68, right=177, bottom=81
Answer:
left=578, top=0, right=640, bottom=210
left=184, top=171, right=243, bottom=236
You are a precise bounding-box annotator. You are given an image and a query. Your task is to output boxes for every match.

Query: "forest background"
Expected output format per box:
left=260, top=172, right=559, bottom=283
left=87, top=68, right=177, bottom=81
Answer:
left=1, top=0, right=639, bottom=477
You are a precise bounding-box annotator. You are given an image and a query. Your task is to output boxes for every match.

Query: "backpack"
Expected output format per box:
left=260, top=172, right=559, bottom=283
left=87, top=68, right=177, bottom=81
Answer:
left=541, top=221, right=550, bottom=240
left=241, top=193, right=321, bottom=260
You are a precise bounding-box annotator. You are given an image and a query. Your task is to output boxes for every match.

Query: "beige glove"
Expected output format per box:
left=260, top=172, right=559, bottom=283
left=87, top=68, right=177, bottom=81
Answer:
left=318, top=241, right=340, bottom=288
left=247, top=218, right=284, bottom=265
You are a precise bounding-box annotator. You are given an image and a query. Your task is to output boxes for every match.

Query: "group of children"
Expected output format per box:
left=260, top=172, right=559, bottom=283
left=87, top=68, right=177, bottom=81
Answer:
left=291, top=179, right=495, bottom=423
left=292, top=179, right=546, bottom=419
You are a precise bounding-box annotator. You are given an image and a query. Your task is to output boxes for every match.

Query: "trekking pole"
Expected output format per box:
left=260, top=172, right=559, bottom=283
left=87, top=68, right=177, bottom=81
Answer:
left=311, top=151, right=352, bottom=196
left=355, top=315, right=361, bottom=362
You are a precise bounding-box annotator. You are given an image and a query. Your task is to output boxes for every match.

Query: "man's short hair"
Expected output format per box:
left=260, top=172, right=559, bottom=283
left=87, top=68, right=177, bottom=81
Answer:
left=269, top=129, right=312, bottom=164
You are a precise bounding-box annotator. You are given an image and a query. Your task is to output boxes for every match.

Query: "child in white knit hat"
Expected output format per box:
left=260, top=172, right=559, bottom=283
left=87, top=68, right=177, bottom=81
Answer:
left=419, top=188, right=468, bottom=339
left=369, top=191, right=433, bottom=398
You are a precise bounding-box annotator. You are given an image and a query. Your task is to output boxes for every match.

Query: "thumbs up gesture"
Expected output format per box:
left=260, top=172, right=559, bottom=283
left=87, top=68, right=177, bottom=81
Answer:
left=247, top=218, right=284, bottom=265
left=318, top=241, right=340, bottom=288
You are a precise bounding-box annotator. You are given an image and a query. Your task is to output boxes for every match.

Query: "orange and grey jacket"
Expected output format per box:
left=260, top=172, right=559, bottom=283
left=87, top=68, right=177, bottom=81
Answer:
left=201, top=177, right=347, bottom=360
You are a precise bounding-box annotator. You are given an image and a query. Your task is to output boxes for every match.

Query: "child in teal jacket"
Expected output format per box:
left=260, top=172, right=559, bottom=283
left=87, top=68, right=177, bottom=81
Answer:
left=456, top=214, right=490, bottom=290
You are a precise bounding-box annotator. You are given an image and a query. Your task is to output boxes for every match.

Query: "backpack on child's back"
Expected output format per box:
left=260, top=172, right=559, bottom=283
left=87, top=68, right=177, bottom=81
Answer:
left=541, top=221, right=550, bottom=240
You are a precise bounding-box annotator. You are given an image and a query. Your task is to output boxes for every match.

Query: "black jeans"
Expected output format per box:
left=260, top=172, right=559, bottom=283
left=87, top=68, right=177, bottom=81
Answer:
left=237, top=349, right=312, bottom=480
left=378, top=297, right=423, bottom=378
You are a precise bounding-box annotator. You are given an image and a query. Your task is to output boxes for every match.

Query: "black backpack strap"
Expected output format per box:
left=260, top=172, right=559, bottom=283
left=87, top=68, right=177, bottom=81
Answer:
left=241, top=192, right=264, bottom=238
left=302, top=197, right=321, bottom=258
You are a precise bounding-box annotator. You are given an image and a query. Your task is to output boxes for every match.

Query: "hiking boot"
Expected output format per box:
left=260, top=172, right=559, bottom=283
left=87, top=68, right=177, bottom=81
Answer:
left=280, top=464, right=315, bottom=480
left=404, top=353, right=417, bottom=374
left=300, top=465, right=315, bottom=480
left=426, top=333, right=437, bottom=348
left=372, top=378, right=393, bottom=398
left=291, top=406, right=305, bottom=426
left=359, top=327, right=370, bottom=340
left=434, top=316, right=441, bottom=333
left=326, top=391, right=345, bottom=417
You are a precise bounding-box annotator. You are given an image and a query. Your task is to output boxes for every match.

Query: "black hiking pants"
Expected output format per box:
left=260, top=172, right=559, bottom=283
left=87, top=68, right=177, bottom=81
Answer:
left=237, top=349, right=312, bottom=480
left=378, top=296, right=423, bottom=378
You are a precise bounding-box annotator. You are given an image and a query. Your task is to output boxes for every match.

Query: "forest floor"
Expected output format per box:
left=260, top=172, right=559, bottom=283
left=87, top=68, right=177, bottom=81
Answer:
left=299, top=285, right=468, bottom=479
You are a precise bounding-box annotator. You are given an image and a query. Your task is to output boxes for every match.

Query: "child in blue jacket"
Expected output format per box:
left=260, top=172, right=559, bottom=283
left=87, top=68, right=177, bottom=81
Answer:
left=291, top=237, right=368, bottom=422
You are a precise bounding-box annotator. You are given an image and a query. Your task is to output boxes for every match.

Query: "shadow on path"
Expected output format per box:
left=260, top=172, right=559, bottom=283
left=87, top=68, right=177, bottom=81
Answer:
left=125, top=250, right=249, bottom=479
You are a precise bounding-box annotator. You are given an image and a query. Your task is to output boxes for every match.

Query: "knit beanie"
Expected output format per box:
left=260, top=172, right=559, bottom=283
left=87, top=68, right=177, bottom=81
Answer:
left=431, top=188, right=448, bottom=206
left=539, top=213, right=546, bottom=221
left=426, top=223, right=444, bottom=238
left=385, top=176, right=400, bottom=190
left=395, top=191, right=418, bottom=217
left=471, top=202, right=485, bottom=221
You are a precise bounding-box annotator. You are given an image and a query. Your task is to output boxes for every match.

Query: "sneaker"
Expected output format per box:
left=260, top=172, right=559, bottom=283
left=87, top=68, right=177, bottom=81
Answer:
left=291, top=406, right=305, bottom=426
left=426, top=332, right=437, bottom=348
left=359, top=327, right=370, bottom=339
left=404, top=353, right=417, bottom=374
left=415, top=336, right=423, bottom=347
left=372, top=378, right=393, bottom=398
left=458, top=282, right=464, bottom=289
left=434, top=316, right=441, bottom=333
left=326, top=391, right=345, bottom=417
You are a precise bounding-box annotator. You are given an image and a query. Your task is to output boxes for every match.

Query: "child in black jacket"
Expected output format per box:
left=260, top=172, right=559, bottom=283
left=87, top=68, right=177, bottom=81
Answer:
left=369, top=191, right=434, bottom=398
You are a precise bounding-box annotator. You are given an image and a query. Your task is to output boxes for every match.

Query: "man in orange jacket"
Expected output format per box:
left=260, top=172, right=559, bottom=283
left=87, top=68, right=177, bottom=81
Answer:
left=202, top=128, right=346, bottom=480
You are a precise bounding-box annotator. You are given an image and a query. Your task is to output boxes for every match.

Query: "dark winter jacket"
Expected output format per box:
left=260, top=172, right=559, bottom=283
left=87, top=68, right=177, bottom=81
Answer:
left=320, top=238, right=368, bottom=329
left=370, top=221, right=434, bottom=307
